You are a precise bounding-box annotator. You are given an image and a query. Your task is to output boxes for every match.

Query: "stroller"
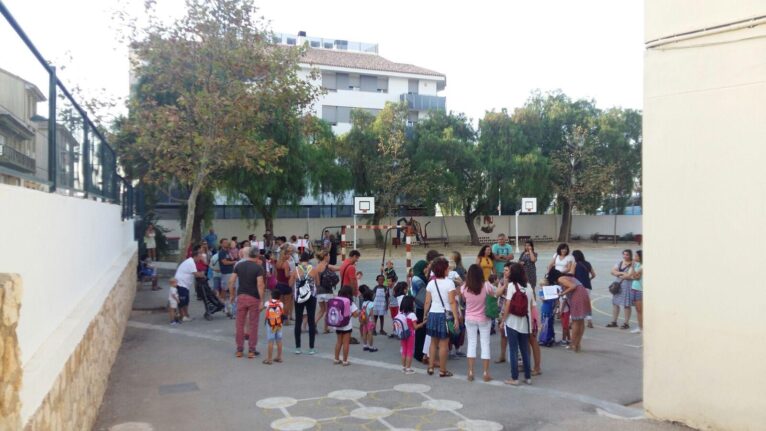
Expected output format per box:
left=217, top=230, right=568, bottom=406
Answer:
left=195, top=278, right=225, bottom=320
left=538, top=297, right=557, bottom=347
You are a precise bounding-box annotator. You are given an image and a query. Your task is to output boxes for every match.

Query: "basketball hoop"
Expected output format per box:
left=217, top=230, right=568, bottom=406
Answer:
left=359, top=209, right=368, bottom=214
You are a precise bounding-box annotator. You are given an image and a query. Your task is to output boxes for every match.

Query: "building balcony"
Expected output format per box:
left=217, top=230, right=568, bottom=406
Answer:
left=400, top=93, right=446, bottom=112
left=0, top=142, right=35, bottom=173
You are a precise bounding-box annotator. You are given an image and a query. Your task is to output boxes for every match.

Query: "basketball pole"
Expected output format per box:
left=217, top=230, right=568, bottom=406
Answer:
left=353, top=212, right=357, bottom=250
left=515, top=209, right=522, bottom=253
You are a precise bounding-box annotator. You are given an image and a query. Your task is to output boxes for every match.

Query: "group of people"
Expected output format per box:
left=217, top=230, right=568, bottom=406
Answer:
left=168, top=229, right=643, bottom=386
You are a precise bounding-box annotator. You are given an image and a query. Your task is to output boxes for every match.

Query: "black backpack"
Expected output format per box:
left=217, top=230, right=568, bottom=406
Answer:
left=320, top=267, right=340, bottom=290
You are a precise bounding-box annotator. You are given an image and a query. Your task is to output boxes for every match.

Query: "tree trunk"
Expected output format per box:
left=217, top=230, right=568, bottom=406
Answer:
left=191, top=191, right=206, bottom=245
left=179, top=181, right=203, bottom=263
left=264, top=214, right=274, bottom=239
left=464, top=208, right=480, bottom=246
left=372, top=212, right=384, bottom=248
left=557, top=197, right=572, bottom=243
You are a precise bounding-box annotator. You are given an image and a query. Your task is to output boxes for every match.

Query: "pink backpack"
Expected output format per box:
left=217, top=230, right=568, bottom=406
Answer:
left=326, top=296, right=351, bottom=327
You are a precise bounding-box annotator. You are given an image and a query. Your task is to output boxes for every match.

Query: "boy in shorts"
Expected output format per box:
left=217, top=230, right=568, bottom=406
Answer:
left=168, top=278, right=180, bottom=325
left=263, top=297, right=285, bottom=364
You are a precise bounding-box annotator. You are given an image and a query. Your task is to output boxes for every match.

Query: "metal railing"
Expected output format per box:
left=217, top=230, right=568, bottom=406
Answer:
left=0, top=1, right=134, bottom=219
left=400, top=93, right=446, bottom=112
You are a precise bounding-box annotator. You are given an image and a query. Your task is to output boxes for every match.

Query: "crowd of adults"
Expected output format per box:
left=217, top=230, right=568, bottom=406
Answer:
left=168, top=228, right=643, bottom=384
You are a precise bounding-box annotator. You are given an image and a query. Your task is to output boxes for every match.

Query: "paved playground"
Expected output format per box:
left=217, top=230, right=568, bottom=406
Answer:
left=95, top=243, right=686, bottom=431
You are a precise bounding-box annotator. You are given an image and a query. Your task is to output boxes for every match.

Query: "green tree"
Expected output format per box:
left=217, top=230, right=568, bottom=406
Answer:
left=338, top=102, right=425, bottom=247
left=119, top=0, right=316, bottom=260
left=596, top=108, right=642, bottom=214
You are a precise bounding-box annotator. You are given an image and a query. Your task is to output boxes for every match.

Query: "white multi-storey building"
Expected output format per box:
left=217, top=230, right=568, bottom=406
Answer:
left=276, top=32, right=447, bottom=134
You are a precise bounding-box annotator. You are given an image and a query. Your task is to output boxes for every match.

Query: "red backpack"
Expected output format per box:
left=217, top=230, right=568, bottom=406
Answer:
left=509, top=283, right=529, bottom=317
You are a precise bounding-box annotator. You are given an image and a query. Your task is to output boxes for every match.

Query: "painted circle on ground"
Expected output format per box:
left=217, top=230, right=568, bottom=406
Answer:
left=457, top=419, right=504, bottom=431
left=327, top=389, right=367, bottom=400
left=109, top=423, right=154, bottom=431
left=393, top=383, right=431, bottom=393
left=256, top=396, right=298, bottom=409
left=422, top=399, right=464, bottom=411
left=350, top=406, right=394, bottom=420
left=270, top=417, right=317, bottom=431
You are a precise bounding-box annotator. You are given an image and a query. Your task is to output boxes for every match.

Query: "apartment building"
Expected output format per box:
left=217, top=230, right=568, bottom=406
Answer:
left=275, top=32, right=447, bottom=134
left=0, top=67, right=44, bottom=187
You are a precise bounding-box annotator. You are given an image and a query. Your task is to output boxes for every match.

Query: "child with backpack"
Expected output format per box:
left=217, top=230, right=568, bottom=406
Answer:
left=395, top=295, right=427, bottom=374
left=372, top=275, right=389, bottom=336
left=263, top=297, right=285, bottom=365
left=330, top=286, right=359, bottom=366
left=560, top=299, right=571, bottom=346
left=360, top=286, right=377, bottom=352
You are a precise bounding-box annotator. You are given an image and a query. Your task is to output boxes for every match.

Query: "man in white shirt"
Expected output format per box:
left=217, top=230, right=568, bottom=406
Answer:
left=174, top=248, right=205, bottom=321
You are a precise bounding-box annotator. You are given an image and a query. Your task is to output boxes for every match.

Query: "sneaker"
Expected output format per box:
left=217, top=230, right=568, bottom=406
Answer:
left=368, top=347, right=378, bottom=352
left=363, top=346, right=370, bottom=351
left=525, top=379, right=532, bottom=385
left=379, top=329, right=387, bottom=336
left=308, top=349, right=316, bottom=355
left=455, top=351, right=466, bottom=357
left=630, top=328, right=642, bottom=334
left=182, top=316, right=193, bottom=322
left=294, top=349, right=302, bottom=355
left=405, top=368, right=416, bottom=375
left=170, top=321, right=178, bottom=326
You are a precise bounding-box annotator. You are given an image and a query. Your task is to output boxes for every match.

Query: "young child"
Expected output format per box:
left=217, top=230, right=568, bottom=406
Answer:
left=388, top=281, right=406, bottom=337
left=397, top=295, right=426, bottom=374
left=333, top=286, right=359, bottom=366
left=263, top=297, right=285, bottom=364
left=360, top=287, right=377, bottom=352
left=383, top=260, right=398, bottom=287
left=560, top=298, right=571, bottom=346
left=372, top=275, right=388, bottom=336
left=168, top=278, right=180, bottom=325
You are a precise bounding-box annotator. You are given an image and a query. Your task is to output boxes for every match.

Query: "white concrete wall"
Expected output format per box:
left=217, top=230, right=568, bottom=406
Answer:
left=0, top=184, right=136, bottom=423
left=644, top=3, right=766, bottom=430
left=158, top=214, right=641, bottom=246
left=418, top=78, right=438, bottom=96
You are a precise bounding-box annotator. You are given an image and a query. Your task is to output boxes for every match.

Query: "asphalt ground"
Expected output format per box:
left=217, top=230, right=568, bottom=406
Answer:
left=95, top=244, right=687, bottom=431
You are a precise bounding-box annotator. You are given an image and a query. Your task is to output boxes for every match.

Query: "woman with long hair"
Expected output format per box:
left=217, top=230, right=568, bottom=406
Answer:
left=424, top=258, right=461, bottom=377
left=500, top=263, right=536, bottom=385
left=572, top=250, right=596, bottom=328
left=475, top=245, right=495, bottom=281
left=461, top=264, right=494, bottom=382
left=629, top=250, right=643, bottom=334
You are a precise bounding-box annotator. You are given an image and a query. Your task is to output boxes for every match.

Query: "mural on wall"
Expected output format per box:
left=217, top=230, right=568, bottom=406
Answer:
left=479, top=215, right=496, bottom=234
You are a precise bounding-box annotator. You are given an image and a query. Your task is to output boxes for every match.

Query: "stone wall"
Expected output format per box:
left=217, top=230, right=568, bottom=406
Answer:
left=22, top=252, right=137, bottom=431
left=0, top=274, right=23, bottom=431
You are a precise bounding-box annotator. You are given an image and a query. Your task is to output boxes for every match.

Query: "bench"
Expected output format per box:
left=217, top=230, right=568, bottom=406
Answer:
left=592, top=234, right=619, bottom=242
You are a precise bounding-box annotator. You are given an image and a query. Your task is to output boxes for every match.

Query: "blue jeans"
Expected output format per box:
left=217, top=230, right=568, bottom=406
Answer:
left=505, top=326, right=531, bottom=380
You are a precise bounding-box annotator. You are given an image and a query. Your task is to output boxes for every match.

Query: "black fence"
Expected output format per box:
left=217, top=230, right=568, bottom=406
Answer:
left=0, top=2, right=134, bottom=219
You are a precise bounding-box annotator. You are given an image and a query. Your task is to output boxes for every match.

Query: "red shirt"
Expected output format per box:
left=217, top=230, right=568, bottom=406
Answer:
left=339, top=259, right=357, bottom=295
left=195, top=259, right=208, bottom=272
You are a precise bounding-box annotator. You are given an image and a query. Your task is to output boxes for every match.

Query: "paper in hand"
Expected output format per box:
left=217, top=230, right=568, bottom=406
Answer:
left=542, top=285, right=561, bottom=300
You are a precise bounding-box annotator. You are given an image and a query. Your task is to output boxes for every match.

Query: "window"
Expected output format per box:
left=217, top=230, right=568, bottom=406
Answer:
left=360, top=75, right=377, bottom=92
left=322, top=106, right=337, bottom=124
left=348, top=74, right=360, bottom=90
left=323, top=42, right=333, bottom=49
left=408, top=79, right=419, bottom=94
left=286, top=37, right=296, bottom=45
left=377, top=77, right=389, bottom=93
left=408, top=111, right=419, bottom=123
left=322, top=72, right=337, bottom=91
left=310, top=40, right=320, bottom=48
left=337, top=107, right=351, bottom=123
left=336, top=73, right=349, bottom=90
left=334, top=40, right=348, bottom=50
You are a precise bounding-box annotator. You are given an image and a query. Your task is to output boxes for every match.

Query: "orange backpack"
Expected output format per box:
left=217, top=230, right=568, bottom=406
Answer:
left=266, top=300, right=283, bottom=331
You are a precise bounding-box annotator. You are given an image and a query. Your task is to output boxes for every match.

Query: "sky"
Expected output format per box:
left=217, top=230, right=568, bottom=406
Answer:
left=1, top=0, right=644, bottom=126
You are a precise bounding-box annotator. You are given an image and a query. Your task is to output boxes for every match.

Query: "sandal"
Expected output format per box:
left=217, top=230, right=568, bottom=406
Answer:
left=342, top=361, right=351, bottom=366
left=427, top=368, right=434, bottom=376
left=531, top=370, right=542, bottom=376
left=262, top=359, right=273, bottom=365
left=483, top=372, right=492, bottom=382
left=587, top=321, right=594, bottom=328
left=620, top=323, right=630, bottom=330
left=439, top=370, right=453, bottom=378
left=467, top=371, right=474, bottom=382
left=504, top=379, right=519, bottom=386
left=323, top=329, right=331, bottom=334
left=606, top=322, right=618, bottom=328
left=333, top=359, right=342, bottom=365
left=494, top=358, right=506, bottom=364
left=274, top=358, right=282, bottom=363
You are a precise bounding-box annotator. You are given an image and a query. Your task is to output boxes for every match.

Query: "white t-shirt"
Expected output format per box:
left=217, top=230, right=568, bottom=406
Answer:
left=168, top=287, right=179, bottom=308
left=553, top=254, right=575, bottom=273
left=338, top=302, right=358, bottom=332
left=426, top=279, right=455, bottom=314
left=504, top=282, right=535, bottom=334
left=174, top=258, right=197, bottom=289
left=396, top=295, right=405, bottom=308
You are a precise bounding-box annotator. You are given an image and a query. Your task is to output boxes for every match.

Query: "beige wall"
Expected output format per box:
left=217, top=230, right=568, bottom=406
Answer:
left=643, top=2, right=766, bottom=430
left=159, top=214, right=642, bottom=247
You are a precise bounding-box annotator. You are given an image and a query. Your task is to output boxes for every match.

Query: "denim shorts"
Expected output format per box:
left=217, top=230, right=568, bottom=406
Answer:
left=267, top=328, right=283, bottom=342
left=177, top=286, right=190, bottom=307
